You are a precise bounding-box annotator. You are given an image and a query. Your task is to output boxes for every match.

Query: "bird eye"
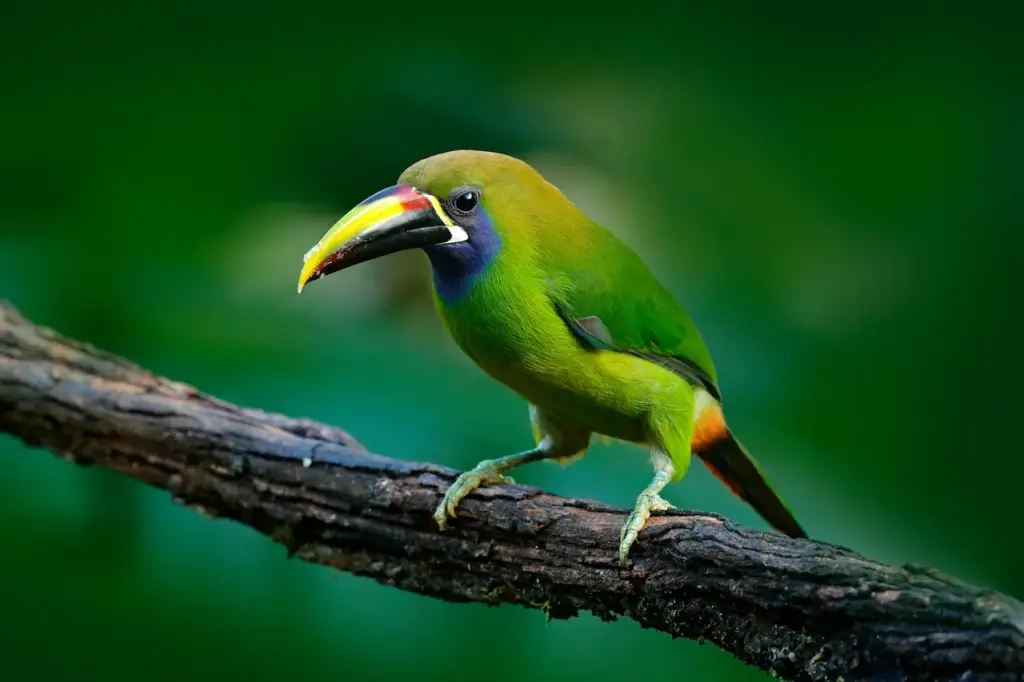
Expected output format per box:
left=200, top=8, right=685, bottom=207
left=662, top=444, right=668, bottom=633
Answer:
left=452, top=190, right=479, bottom=214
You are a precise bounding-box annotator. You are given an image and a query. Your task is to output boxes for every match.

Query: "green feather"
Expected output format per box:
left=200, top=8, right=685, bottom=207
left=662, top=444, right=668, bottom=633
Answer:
left=542, top=219, right=721, bottom=401
left=554, top=300, right=722, bottom=402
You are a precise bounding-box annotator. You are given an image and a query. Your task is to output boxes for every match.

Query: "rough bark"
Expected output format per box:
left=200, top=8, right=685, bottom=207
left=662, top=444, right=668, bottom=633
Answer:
left=0, top=301, right=1021, bottom=681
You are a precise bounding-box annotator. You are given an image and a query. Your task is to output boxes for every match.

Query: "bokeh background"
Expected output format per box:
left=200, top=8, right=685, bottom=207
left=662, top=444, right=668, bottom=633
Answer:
left=1, top=4, right=1020, bottom=681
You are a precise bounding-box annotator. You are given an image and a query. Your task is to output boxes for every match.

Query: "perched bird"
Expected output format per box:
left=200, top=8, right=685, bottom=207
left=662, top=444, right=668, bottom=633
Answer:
left=297, top=150, right=806, bottom=564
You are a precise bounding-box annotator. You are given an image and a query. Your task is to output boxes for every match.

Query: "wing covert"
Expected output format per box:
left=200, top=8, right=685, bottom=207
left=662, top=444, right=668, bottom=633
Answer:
left=553, top=297, right=721, bottom=401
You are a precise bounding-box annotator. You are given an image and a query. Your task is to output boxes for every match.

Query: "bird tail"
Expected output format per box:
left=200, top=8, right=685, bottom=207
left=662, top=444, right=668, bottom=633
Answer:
left=693, top=410, right=806, bottom=538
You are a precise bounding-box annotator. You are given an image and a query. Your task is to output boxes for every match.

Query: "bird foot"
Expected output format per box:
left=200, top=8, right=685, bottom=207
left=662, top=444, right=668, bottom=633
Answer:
left=434, top=459, right=514, bottom=530
left=618, top=492, right=674, bottom=566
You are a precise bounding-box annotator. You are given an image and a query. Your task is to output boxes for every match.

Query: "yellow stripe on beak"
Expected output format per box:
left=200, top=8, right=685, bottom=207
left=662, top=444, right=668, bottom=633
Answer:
left=297, top=184, right=460, bottom=293
left=298, top=196, right=407, bottom=292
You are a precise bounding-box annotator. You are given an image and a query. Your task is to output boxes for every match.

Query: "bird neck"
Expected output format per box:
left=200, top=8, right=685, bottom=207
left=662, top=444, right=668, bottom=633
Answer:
left=423, top=212, right=502, bottom=304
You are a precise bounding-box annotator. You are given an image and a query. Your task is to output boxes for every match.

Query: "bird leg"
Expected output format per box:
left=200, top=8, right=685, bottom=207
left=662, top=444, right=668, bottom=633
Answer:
left=618, top=449, right=676, bottom=566
left=433, top=447, right=551, bottom=530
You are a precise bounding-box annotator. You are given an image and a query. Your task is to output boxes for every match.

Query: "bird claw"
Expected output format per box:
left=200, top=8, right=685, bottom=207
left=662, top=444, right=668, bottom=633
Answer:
left=433, top=459, right=512, bottom=530
left=618, top=492, right=673, bottom=566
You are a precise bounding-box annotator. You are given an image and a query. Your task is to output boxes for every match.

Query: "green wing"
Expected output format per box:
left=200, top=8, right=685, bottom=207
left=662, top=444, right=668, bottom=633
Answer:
left=555, top=304, right=721, bottom=401
left=547, top=226, right=721, bottom=401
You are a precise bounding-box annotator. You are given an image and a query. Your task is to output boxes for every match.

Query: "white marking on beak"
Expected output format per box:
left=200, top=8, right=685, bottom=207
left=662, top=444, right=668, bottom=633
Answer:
left=413, top=190, right=466, bottom=245
left=440, top=224, right=469, bottom=244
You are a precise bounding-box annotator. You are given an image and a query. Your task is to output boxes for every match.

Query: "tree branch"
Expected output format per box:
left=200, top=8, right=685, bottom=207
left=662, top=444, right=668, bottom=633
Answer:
left=0, top=302, right=1020, bottom=681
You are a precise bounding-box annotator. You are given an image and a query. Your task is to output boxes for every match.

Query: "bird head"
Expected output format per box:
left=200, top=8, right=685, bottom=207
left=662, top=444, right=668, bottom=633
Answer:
left=297, top=150, right=572, bottom=294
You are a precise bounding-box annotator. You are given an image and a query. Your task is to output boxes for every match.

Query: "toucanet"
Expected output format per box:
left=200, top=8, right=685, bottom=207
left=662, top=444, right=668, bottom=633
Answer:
left=297, top=150, right=806, bottom=564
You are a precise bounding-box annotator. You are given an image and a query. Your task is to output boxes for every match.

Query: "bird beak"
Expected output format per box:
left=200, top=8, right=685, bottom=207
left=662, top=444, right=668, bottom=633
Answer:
left=297, top=184, right=467, bottom=293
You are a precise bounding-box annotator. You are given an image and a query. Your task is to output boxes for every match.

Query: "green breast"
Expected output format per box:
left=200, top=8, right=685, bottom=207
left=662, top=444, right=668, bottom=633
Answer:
left=433, top=267, right=661, bottom=443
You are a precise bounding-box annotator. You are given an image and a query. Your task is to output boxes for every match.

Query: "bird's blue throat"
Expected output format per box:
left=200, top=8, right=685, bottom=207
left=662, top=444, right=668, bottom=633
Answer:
left=424, top=209, right=502, bottom=304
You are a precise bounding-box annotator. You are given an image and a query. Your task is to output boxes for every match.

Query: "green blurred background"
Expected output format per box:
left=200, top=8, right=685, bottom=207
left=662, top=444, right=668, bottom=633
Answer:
left=1, top=4, right=1020, bottom=680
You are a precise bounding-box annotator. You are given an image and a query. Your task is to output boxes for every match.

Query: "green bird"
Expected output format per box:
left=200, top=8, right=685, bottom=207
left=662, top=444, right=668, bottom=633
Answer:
left=298, top=150, right=806, bottom=564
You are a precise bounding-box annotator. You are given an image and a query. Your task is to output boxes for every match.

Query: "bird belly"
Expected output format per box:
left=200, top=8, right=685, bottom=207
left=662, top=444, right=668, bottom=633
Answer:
left=493, top=356, right=652, bottom=441
left=437, top=293, right=687, bottom=443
